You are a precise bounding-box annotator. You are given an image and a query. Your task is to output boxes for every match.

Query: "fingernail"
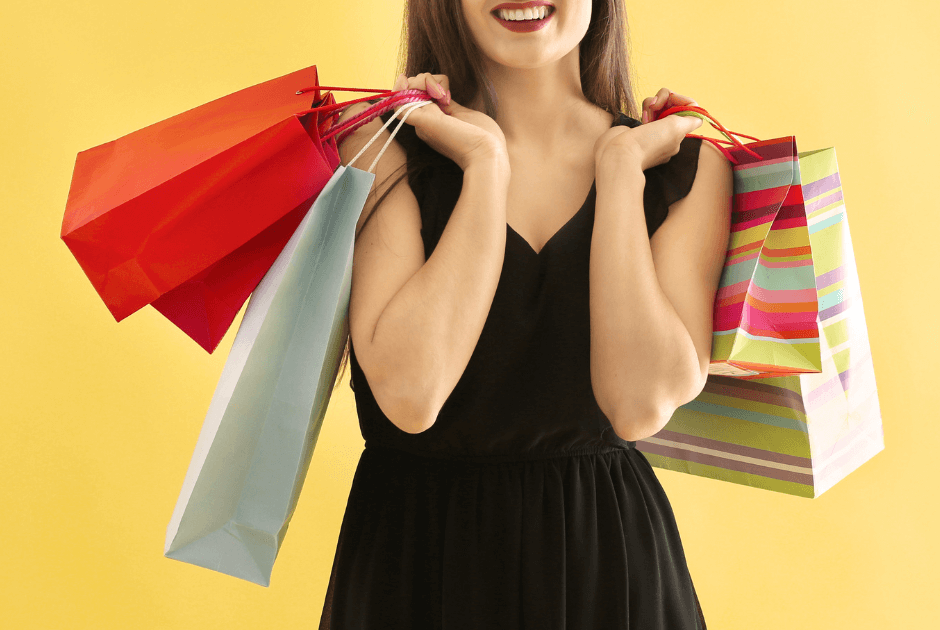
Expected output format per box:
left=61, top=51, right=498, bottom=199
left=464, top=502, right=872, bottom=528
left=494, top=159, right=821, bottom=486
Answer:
left=642, top=110, right=648, bottom=123
left=429, top=82, right=445, bottom=99
left=443, top=90, right=451, bottom=106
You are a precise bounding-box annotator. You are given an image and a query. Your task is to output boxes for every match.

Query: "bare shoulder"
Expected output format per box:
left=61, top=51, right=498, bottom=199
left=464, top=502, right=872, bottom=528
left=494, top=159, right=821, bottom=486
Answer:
left=697, top=139, right=732, bottom=181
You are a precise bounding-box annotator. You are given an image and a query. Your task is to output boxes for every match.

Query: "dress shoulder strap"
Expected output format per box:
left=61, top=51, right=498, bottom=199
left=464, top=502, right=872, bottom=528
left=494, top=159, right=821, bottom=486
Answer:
left=362, top=104, right=702, bottom=256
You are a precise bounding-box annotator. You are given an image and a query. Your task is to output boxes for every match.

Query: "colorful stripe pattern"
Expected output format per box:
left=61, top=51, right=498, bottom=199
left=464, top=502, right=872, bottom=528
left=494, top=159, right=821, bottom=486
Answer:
left=710, top=137, right=822, bottom=378
left=639, top=145, right=885, bottom=498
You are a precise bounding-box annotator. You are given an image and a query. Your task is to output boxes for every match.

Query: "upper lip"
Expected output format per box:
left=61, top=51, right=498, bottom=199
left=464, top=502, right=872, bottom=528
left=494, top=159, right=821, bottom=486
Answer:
left=492, top=1, right=555, bottom=13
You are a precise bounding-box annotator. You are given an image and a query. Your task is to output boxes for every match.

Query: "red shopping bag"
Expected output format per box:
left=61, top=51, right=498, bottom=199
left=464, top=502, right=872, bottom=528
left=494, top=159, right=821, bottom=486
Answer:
left=61, top=65, right=342, bottom=353
left=143, top=87, right=436, bottom=352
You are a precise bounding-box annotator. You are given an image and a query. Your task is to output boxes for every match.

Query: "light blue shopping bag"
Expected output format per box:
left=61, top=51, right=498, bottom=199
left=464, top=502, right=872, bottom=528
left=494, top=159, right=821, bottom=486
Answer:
left=164, top=100, right=432, bottom=586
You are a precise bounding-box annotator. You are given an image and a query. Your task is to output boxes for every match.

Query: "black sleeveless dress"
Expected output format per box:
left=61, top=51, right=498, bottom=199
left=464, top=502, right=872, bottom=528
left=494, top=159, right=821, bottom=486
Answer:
left=319, top=107, right=706, bottom=630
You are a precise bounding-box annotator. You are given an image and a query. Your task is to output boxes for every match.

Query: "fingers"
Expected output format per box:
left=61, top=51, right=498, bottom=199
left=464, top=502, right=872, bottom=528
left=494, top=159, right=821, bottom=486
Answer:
left=393, top=72, right=451, bottom=106
left=428, top=74, right=450, bottom=97
left=641, top=87, right=699, bottom=123
left=641, top=87, right=671, bottom=123
left=665, top=91, right=698, bottom=109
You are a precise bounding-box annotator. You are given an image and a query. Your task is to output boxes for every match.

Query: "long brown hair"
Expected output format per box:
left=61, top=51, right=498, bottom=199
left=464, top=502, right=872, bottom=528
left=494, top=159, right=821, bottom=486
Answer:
left=334, top=0, right=641, bottom=391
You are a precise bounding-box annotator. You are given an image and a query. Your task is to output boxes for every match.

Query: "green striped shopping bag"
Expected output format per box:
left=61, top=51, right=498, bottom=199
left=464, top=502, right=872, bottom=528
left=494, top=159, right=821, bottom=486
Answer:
left=637, top=106, right=884, bottom=498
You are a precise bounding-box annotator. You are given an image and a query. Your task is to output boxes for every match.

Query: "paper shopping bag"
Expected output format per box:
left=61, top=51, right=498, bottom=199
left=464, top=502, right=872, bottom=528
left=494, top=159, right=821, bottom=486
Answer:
left=164, top=100, right=433, bottom=585
left=163, top=164, right=371, bottom=585
left=637, top=144, right=884, bottom=498
left=61, top=65, right=342, bottom=353
left=652, top=104, right=843, bottom=378
left=707, top=135, right=826, bottom=378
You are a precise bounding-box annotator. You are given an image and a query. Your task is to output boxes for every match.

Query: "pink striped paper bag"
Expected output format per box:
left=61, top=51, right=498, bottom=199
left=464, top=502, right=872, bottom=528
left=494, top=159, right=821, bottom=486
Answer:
left=637, top=143, right=884, bottom=498
left=707, top=136, right=824, bottom=378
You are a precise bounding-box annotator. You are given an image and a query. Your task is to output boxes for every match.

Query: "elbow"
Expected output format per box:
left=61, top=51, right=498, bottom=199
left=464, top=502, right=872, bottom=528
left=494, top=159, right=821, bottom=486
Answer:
left=676, top=366, right=708, bottom=410
left=609, top=376, right=706, bottom=442
left=596, top=364, right=707, bottom=443
left=390, top=397, right=441, bottom=435
left=604, top=383, right=695, bottom=442
left=608, top=402, right=675, bottom=442
left=373, top=374, right=442, bottom=435
left=594, top=380, right=674, bottom=442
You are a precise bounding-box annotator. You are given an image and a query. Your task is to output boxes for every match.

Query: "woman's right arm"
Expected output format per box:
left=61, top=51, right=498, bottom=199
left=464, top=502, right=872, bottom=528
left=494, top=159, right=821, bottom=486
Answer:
left=338, top=99, right=510, bottom=434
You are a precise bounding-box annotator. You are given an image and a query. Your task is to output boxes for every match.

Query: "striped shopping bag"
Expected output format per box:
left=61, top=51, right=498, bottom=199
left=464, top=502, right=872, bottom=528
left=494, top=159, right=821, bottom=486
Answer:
left=637, top=106, right=884, bottom=497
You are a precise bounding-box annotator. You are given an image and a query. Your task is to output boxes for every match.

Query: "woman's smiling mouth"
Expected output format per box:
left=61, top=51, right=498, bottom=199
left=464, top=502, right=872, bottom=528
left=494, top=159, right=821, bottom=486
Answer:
left=491, top=2, right=556, bottom=33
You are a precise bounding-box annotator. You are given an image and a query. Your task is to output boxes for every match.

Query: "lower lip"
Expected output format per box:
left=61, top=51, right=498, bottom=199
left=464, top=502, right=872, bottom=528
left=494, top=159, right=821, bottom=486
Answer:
left=492, top=8, right=555, bottom=33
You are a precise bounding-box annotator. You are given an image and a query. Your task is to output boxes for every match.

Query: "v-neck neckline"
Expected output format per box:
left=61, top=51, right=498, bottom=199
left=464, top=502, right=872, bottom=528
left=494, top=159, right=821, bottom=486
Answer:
left=504, top=112, right=629, bottom=258
left=506, top=180, right=596, bottom=257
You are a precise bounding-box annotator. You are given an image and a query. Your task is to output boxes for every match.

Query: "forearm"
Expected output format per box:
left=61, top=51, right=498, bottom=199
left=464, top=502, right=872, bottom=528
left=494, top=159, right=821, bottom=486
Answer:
left=372, top=155, right=510, bottom=431
left=589, top=159, right=703, bottom=441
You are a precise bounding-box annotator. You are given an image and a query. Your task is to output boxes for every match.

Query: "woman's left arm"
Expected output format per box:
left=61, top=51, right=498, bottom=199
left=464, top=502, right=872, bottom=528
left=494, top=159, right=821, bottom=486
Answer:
left=589, top=141, right=732, bottom=442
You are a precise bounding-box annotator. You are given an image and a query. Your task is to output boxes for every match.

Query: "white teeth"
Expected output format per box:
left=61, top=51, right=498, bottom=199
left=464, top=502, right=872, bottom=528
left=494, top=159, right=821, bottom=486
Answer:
left=498, top=6, right=550, bottom=21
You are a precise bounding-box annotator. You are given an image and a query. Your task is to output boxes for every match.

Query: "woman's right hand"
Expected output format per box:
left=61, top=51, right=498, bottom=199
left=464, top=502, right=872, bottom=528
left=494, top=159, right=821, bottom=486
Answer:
left=386, top=72, right=508, bottom=171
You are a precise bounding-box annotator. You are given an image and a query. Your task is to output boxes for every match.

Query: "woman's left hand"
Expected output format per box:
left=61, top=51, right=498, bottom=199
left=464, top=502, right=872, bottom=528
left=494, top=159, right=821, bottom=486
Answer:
left=593, top=88, right=702, bottom=173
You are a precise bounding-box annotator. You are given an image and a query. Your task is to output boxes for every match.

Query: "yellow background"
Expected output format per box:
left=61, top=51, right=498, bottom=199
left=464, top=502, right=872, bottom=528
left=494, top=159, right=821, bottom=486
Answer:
left=2, top=0, right=936, bottom=627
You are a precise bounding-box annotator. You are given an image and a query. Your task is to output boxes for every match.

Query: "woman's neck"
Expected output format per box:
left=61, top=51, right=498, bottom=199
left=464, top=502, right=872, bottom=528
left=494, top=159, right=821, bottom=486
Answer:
left=470, top=47, right=612, bottom=154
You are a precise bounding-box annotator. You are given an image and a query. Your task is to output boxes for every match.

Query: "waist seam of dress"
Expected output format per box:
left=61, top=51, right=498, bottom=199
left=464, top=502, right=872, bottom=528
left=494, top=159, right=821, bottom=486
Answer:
left=363, top=440, right=637, bottom=465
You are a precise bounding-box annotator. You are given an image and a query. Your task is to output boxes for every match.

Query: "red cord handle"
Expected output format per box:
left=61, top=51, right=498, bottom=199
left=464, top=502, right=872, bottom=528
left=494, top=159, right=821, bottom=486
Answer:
left=323, top=91, right=437, bottom=144
left=293, top=87, right=397, bottom=117
left=288, top=82, right=443, bottom=144
left=653, top=104, right=764, bottom=164
left=291, top=85, right=767, bottom=165
left=295, top=84, right=390, bottom=96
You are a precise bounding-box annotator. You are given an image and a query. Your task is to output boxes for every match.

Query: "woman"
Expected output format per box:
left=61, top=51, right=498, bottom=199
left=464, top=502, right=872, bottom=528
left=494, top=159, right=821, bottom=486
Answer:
left=320, top=0, right=732, bottom=628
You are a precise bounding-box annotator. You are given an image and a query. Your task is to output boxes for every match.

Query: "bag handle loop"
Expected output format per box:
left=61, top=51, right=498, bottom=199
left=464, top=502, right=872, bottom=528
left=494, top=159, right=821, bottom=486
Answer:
left=291, top=83, right=443, bottom=144
left=324, top=91, right=434, bottom=144
left=345, top=100, right=432, bottom=174
left=653, top=104, right=764, bottom=164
